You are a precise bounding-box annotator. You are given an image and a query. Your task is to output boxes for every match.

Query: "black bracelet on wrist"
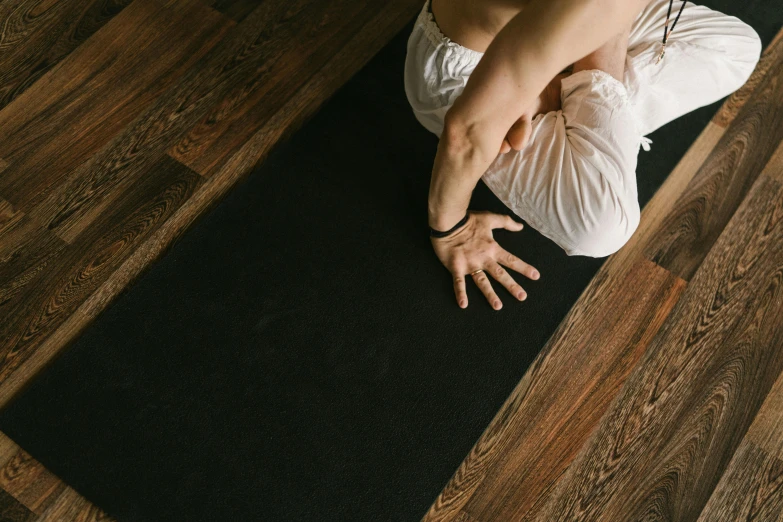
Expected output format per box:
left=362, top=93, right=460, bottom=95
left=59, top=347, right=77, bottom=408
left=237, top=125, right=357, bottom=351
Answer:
left=429, top=212, right=469, bottom=238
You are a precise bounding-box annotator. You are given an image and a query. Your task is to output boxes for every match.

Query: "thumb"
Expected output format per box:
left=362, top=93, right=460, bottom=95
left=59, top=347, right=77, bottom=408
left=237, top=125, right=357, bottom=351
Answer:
left=507, top=115, right=533, bottom=151
left=501, top=215, right=524, bottom=231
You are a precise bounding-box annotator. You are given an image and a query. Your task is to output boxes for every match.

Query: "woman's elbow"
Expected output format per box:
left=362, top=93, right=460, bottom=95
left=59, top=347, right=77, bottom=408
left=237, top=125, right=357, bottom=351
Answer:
left=442, top=109, right=505, bottom=166
left=441, top=112, right=475, bottom=157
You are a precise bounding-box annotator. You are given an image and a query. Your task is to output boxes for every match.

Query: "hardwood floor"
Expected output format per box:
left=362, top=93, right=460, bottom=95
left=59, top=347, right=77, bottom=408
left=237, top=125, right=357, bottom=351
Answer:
left=0, top=0, right=780, bottom=519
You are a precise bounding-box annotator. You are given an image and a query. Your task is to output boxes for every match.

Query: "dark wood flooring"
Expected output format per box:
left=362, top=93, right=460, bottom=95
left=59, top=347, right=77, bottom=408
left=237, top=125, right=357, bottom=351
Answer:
left=0, top=0, right=781, bottom=519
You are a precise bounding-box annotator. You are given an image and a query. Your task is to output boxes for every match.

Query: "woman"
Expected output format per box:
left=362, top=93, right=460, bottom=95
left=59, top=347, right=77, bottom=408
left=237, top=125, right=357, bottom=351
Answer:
left=404, top=0, right=761, bottom=309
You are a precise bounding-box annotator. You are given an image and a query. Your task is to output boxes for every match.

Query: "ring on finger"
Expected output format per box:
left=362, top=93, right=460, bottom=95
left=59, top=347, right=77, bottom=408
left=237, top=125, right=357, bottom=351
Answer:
left=470, top=269, right=485, bottom=276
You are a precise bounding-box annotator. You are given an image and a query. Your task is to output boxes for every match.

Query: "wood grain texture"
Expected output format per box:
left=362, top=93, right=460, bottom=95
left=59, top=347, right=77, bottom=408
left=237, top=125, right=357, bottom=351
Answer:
left=645, top=32, right=783, bottom=281
left=194, top=0, right=423, bottom=178
left=697, top=441, right=783, bottom=522
left=0, top=451, right=63, bottom=515
left=712, top=27, right=783, bottom=128
left=1, top=0, right=232, bottom=241
left=701, top=337, right=783, bottom=521
left=0, top=155, right=202, bottom=388
left=36, top=487, right=113, bottom=522
left=0, top=200, right=68, bottom=312
left=0, top=0, right=133, bottom=112
left=30, top=0, right=324, bottom=242
left=744, top=337, right=783, bottom=460
left=536, top=173, right=783, bottom=521
left=765, top=140, right=783, bottom=184
left=423, top=260, right=686, bottom=522
left=452, top=512, right=479, bottom=522
left=0, top=435, right=19, bottom=474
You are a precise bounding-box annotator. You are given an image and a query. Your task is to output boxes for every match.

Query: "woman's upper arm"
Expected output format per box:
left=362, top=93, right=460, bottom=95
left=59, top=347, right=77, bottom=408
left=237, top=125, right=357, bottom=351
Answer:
left=445, top=0, right=648, bottom=154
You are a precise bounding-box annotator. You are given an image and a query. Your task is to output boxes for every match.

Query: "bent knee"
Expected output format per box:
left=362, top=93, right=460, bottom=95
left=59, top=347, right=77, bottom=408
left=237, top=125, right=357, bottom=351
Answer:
left=565, top=198, right=641, bottom=258
left=698, top=17, right=762, bottom=95
left=727, top=22, right=763, bottom=89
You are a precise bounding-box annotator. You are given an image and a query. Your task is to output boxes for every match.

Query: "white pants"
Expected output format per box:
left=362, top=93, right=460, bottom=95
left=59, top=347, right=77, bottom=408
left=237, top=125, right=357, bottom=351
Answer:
left=404, top=0, right=762, bottom=257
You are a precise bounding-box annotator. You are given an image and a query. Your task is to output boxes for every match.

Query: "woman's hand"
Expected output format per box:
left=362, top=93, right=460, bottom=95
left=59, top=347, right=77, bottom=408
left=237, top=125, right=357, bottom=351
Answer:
left=430, top=210, right=540, bottom=310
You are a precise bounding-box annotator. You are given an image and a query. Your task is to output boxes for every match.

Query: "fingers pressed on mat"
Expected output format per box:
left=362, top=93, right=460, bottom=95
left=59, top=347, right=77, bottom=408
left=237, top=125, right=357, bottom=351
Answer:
left=495, top=245, right=540, bottom=280
left=488, top=261, right=526, bottom=300
left=472, top=270, right=502, bottom=310
left=453, top=275, right=468, bottom=309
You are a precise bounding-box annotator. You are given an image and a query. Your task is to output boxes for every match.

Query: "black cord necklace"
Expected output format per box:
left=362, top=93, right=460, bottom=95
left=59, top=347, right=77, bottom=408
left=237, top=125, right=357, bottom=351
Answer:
left=656, top=0, right=688, bottom=64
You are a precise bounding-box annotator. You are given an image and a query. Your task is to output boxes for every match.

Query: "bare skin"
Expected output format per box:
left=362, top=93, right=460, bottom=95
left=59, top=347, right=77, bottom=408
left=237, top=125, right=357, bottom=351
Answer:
left=427, top=0, right=642, bottom=310
left=432, top=0, right=568, bottom=154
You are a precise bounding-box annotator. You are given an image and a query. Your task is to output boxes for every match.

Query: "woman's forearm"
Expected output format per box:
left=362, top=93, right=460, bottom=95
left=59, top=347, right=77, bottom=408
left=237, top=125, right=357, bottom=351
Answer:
left=428, top=116, right=495, bottom=230
left=428, top=0, right=649, bottom=229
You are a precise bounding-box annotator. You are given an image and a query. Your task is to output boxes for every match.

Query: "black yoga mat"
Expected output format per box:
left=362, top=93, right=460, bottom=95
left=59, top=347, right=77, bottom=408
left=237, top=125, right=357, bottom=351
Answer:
left=0, top=4, right=778, bottom=521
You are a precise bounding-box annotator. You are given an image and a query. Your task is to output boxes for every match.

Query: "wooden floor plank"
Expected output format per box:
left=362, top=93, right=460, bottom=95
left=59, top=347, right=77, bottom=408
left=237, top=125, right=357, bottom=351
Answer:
left=0, top=200, right=68, bottom=311
left=747, top=387, right=783, bottom=457
left=645, top=32, right=783, bottom=281
left=193, top=0, right=423, bottom=181
left=696, top=441, right=783, bottom=522
left=166, top=0, right=331, bottom=175
left=452, top=512, right=479, bottom=522
left=35, top=486, right=113, bottom=522
left=535, top=171, right=783, bottom=520
left=0, top=451, right=63, bottom=515
left=0, top=0, right=133, bottom=112
left=27, top=0, right=312, bottom=243
left=0, top=434, right=19, bottom=473
left=698, top=344, right=783, bottom=521
left=742, top=293, right=783, bottom=462
left=0, top=0, right=233, bottom=220
left=0, top=155, right=202, bottom=389
left=766, top=140, right=783, bottom=184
